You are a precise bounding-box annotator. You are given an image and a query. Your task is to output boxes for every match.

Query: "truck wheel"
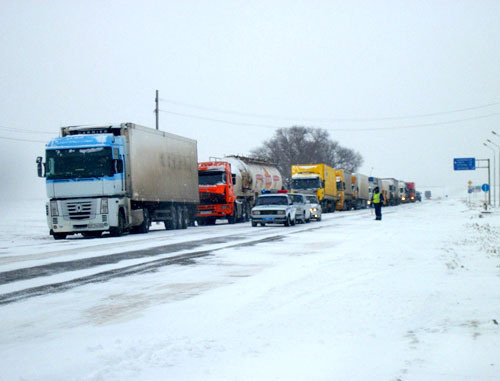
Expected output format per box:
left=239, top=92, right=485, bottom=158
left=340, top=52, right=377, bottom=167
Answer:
left=291, top=216, right=296, bottom=226
left=110, top=210, right=126, bottom=237
left=165, top=206, right=178, bottom=230
left=251, top=221, right=257, bottom=227
left=228, top=209, right=236, bottom=224
left=136, top=208, right=150, bottom=234
left=284, top=216, right=291, bottom=227
left=53, top=233, right=67, bottom=240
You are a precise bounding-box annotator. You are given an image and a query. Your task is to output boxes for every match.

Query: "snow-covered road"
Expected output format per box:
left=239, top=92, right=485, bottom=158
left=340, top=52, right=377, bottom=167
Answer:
left=0, top=198, right=499, bottom=380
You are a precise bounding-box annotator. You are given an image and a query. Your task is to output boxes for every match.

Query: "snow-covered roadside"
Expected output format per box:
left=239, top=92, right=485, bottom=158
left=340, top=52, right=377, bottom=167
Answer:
left=0, top=198, right=499, bottom=380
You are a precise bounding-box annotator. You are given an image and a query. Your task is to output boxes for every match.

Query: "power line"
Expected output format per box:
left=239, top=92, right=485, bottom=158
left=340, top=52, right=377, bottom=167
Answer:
left=159, top=98, right=500, bottom=122
left=159, top=110, right=287, bottom=129
left=0, top=135, right=46, bottom=143
left=160, top=109, right=500, bottom=132
left=0, top=125, right=55, bottom=134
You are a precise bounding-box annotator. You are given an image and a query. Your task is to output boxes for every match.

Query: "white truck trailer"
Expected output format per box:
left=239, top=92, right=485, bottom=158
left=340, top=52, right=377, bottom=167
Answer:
left=353, top=173, right=370, bottom=209
left=37, top=123, right=199, bottom=239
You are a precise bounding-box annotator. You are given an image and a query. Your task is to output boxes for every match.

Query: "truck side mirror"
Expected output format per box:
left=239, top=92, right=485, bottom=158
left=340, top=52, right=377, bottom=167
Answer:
left=114, top=159, right=124, bottom=174
left=36, top=156, right=45, bottom=177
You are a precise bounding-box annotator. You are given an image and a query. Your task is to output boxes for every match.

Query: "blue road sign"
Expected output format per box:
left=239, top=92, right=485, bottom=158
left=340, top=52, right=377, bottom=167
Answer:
left=453, top=158, right=476, bottom=170
left=482, top=183, right=490, bottom=192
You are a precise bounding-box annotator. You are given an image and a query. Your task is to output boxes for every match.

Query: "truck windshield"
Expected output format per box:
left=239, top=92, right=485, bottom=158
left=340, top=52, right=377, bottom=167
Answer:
left=199, top=171, right=226, bottom=185
left=46, top=147, right=113, bottom=180
left=291, top=178, right=321, bottom=189
left=256, top=196, right=288, bottom=206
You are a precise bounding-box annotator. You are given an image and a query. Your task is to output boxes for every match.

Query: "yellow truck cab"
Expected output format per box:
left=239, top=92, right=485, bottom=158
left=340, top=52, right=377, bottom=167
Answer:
left=290, top=164, right=338, bottom=212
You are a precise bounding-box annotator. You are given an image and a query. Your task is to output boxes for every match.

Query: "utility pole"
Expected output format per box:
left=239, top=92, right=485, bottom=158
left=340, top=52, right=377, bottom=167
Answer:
left=155, top=90, right=159, bottom=130
left=476, top=158, right=491, bottom=206
left=484, top=142, right=496, bottom=207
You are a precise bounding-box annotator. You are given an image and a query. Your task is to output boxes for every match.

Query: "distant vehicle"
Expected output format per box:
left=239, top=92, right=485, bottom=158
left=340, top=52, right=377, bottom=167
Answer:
left=291, top=164, right=338, bottom=212
left=406, top=182, right=416, bottom=202
left=425, top=190, right=432, bottom=200
left=353, top=173, right=369, bottom=209
left=250, top=193, right=297, bottom=227
left=288, top=193, right=311, bottom=223
left=399, top=180, right=408, bottom=203
left=381, top=178, right=400, bottom=206
left=336, top=169, right=355, bottom=210
left=304, top=194, right=322, bottom=221
left=416, top=191, right=422, bottom=202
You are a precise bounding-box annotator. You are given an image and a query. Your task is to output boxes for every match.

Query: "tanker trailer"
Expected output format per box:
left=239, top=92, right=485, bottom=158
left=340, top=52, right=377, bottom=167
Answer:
left=197, top=155, right=283, bottom=224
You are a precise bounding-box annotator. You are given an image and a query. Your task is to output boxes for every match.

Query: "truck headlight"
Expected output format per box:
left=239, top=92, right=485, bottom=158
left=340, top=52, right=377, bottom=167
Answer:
left=50, top=200, right=59, bottom=216
left=101, top=198, right=109, bottom=214
left=252, top=210, right=260, bottom=215
left=310, top=207, right=318, bottom=212
left=277, top=210, right=286, bottom=215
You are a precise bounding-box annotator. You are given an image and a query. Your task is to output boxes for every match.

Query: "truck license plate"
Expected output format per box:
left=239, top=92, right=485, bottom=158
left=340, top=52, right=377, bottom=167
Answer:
left=199, top=211, right=212, bottom=215
left=263, top=217, right=274, bottom=222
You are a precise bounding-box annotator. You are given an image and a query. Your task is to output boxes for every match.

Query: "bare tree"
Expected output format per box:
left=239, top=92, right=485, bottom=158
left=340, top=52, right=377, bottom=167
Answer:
left=250, top=126, right=363, bottom=187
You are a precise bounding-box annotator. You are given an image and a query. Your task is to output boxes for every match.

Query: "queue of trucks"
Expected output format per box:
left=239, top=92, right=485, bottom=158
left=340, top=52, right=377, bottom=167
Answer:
left=36, top=122, right=419, bottom=239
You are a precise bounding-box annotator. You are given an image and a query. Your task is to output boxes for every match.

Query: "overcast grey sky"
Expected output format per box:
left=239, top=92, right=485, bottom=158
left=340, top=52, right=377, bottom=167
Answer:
left=1, top=0, right=500, bottom=200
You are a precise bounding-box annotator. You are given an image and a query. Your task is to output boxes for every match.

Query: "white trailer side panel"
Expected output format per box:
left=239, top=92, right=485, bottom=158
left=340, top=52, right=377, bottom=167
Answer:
left=126, top=124, right=199, bottom=203
left=354, top=173, right=369, bottom=200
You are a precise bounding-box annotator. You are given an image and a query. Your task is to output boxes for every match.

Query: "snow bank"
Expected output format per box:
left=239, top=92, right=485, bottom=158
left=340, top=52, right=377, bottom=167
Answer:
left=0, top=199, right=499, bottom=380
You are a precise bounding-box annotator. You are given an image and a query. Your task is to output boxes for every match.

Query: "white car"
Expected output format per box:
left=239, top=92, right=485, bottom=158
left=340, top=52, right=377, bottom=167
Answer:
left=304, top=194, right=322, bottom=221
left=251, top=194, right=297, bottom=227
left=288, top=193, right=311, bottom=223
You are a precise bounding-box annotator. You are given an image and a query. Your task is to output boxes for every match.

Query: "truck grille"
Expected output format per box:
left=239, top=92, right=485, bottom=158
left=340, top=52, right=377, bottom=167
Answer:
left=63, top=200, right=97, bottom=220
left=200, top=192, right=226, bottom=205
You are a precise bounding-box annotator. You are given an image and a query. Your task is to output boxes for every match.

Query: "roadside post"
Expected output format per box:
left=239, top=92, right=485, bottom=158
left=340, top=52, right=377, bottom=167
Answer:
left=482, top=183, right=491, bottom=212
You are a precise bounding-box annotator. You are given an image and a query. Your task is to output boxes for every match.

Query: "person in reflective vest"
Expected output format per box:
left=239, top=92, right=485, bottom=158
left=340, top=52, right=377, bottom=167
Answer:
left=372, top=186, right=384, bottom=220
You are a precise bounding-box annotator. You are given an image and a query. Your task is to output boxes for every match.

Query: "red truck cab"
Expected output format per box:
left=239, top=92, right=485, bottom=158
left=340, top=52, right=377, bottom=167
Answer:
left=197, top=161, right=237, bottom=224
left=406, top=182, right=416, bottom=202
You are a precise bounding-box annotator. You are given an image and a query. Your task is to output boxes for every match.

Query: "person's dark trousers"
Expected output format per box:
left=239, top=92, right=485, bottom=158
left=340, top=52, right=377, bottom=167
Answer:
left=374, top=203, right=382, bottom=220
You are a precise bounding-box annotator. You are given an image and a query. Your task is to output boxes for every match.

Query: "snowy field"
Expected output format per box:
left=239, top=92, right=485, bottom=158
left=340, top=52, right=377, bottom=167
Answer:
left=0, top=197, right=499, bottom=380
